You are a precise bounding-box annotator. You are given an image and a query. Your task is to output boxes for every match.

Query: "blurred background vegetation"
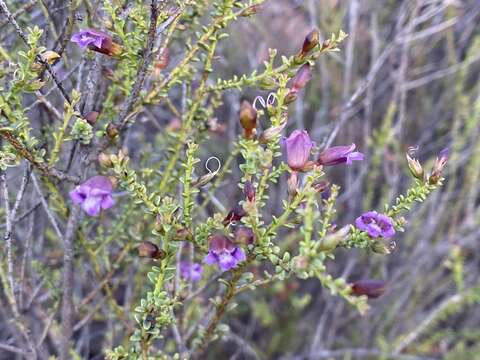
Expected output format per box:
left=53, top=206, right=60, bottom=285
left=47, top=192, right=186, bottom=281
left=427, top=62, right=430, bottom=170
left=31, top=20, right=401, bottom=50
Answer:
left=1, top=0, right=480, bottom=359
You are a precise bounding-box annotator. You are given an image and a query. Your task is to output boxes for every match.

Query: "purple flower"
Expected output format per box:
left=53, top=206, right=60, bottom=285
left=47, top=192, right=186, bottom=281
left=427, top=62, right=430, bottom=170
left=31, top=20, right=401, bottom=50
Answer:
left=69, top=176, right=115, bottom=217
left=355, top=211, right=395, bottom=238
left=204, top=234, right=246, bottom=272
left=71, top=29, right=122, bottom=57
left=284, top=130, right=314, bottom=171
left=180, top=261, right=203, bottom=282
left=71, top=29, right=108, bottom=48
left=317, top=143, right=364, bottom=166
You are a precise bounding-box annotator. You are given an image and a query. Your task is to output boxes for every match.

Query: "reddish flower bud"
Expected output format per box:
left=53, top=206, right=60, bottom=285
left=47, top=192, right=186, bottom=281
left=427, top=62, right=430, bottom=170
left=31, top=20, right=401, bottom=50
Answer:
left=351, top=279, right=386, bottom=299
left=175, top=227, right=193, bottom=241
left=138, top=241, right=165, bottom=259
left=429, top=148, right=448, bottom=184
left=223, top=205, right=246, bottom=226
left=154, top=47, right=170, bottom=76
left=243, top=181, right=256, bottom=202
left=234, top=226, right=256, bottom=245
left=85, top=111, right=99, bottom=125
left=300, top=29, right=320, bottom=57
left=239, top=100, right=257, bottom=139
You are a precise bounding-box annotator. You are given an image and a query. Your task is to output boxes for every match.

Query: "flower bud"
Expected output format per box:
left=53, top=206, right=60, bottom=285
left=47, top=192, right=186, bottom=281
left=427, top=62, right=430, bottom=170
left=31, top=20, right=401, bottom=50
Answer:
left=243, top=181, right=255, bottom=202
left=41, top=50, right=61, bottom=64
left=406, top=153, right=424, bottom=180
left=351, top=279, right=386, bottom=299
left=284, top=91, right=298, bottom=104
left=239, top=100, right=257, bottom=139
left=240, top=4, right=262, bottom=17
left=292, top=256, right=309, bottom=271
left=175, top=227, right=193, bottom=241
left=429, top=148, right=448, bottom=184
left=85, top=111, right=99, bottom=125
left=234, top=226, right=256, bottom=245
left=138, top=241, right=165, bottom=259
left=300, top=29, right=319, bottom=57
left=106, top=123, right=119, bottom=139
left=312, top=180, right=330, bottom=193
left=318, top=225, right=350, bottom=251
left=371, top=238, right=396, bottom=254
left=259, top=76, right=277, bottom=90
left=259, top=122, right=286, bottom=144
left=223, top=205, right=246, bottom=226
left=98, top=152, right=113, bottom=168
left=154, top=47, right=170, bottom=75
left=192, top=172, right=215, bottom=188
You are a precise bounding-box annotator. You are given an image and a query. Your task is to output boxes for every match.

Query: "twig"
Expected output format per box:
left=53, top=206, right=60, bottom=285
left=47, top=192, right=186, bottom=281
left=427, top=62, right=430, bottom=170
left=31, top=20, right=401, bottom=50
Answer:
left=1, top=171, right=17, bottom=314
left=59, top=205, right=81, bottom=360
left=31, top=174, right=64, bottom=238
left=0, top=130, right=80, bottom=183
left=0, top=0, right=37, bottom=28
left=116, top=0, right=160, bottom=129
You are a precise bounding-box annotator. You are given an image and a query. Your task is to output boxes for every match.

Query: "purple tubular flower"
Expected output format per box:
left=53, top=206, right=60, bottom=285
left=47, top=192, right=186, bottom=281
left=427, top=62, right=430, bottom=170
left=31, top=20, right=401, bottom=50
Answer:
left=317, top=143, right=364, bottom=166
left=284, top=130, right=314, bottom=171
left=71, top=29, right=122, bottom=57
left=71, top=29, right=108, bottom=48
left=69, top=176, right=115, bottom=217
left=180, top=261, right=203, bottom=282
left=355, top=211, right=395, bottom=238
left=204, top=234, right=246, bottom=272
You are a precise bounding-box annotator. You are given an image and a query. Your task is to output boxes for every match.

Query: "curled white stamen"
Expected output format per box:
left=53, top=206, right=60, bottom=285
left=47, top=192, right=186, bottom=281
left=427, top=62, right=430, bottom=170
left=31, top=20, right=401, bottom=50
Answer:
left=253, top=95, right=266, bottom=111
left=13, top=69, right=24, bottom=81
left=407, top=145, right=419, bottom=155
left=266, top=92, right=277, bottom=106
left=205, top=156, right=221, bottom=175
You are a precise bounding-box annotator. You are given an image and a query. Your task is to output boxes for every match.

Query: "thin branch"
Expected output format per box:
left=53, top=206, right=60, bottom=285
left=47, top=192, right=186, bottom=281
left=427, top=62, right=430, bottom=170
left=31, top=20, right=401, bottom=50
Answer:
left=116, top=0, right=160, bottom=129
left=60, top=205, right=81, bottom=360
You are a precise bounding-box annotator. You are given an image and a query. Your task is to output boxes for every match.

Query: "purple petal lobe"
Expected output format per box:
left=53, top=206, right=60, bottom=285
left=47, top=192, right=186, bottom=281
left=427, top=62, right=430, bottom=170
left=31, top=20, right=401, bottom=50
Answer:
left=81, top=196, right=102, bottom=217
left=101, top=195, right=115, bottom=210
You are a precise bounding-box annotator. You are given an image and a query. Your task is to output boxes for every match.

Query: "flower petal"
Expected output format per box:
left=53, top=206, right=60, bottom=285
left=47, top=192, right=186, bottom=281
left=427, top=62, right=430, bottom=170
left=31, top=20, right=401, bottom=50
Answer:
left=81, top=196, right=102, bottom=217
left=232, top=247, right=246, bottom=262
left=101, top=195, right=115, bottom=210
left=69, top=187, right=87, bottom=204
left=204, top=252, right=218, bottom=265
left=218, top=253, right=237, bottom=271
